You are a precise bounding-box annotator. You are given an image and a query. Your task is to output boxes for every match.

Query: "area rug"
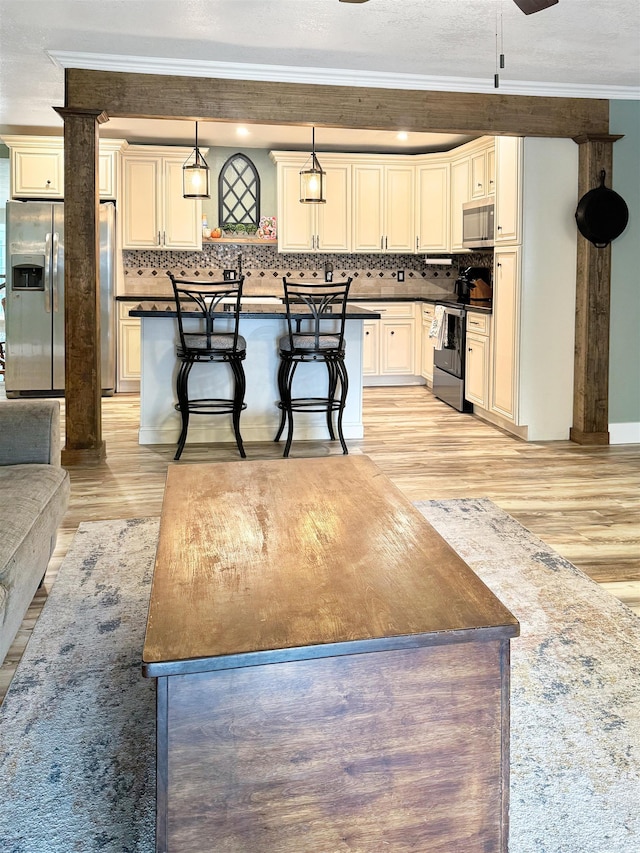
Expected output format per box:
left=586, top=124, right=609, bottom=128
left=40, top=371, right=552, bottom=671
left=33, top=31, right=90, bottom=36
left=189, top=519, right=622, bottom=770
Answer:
left=0, top=501, right=638, bottom=852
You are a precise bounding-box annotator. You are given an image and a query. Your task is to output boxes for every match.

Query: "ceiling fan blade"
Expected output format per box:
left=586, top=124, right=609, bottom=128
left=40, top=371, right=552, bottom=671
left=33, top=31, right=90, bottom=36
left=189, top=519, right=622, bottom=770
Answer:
left=513, top=0, right=559, bottom=14
left=339, top=1, right=371, bottom=4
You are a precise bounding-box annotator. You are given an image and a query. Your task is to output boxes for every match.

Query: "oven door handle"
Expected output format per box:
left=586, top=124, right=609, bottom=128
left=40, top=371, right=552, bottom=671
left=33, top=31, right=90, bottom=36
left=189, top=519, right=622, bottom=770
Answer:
left=440, top=305, right=466, bottom=318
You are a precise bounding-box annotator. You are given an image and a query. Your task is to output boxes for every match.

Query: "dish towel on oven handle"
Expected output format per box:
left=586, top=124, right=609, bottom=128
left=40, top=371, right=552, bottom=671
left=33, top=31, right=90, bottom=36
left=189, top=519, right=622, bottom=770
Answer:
left=429, top=305, right=447, bottom=350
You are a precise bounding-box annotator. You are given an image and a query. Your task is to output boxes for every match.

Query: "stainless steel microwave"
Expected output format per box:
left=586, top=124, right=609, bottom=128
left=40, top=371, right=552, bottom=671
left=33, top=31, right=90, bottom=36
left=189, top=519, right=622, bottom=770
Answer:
left=462, top=198, right=495, bottom=249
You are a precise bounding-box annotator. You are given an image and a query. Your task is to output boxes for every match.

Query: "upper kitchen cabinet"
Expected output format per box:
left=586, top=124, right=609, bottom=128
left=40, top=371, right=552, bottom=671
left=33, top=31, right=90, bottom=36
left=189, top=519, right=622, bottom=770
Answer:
left=1, top=135, right=125, bottom=200
left=121, top=145, right=206, bottom=250
left=415, top=159, right=450, bottom=253
left=494, top=136, right=523, bottom=245
left=470, top=143, right=496, bottom=199
left=352, top=159, right=414, bottom=253
left=271, top=152, right=351, bottom=253
left=449, top=137, right=495, bottom=252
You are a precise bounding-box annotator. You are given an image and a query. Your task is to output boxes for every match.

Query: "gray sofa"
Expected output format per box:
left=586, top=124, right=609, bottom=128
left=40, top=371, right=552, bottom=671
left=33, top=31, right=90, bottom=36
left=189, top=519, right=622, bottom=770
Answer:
left=0, top=400, right=70, bottom=664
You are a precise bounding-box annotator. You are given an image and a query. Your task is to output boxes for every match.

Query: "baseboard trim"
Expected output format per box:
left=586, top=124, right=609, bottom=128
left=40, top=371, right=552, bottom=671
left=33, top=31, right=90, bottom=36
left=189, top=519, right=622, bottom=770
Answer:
left=609, top=421, right=640, bottom=445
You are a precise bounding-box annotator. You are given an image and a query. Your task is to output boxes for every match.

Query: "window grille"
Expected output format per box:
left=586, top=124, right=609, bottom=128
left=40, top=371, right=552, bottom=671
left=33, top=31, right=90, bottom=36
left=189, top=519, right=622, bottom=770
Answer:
left=218, top=154, right=260, bottom=230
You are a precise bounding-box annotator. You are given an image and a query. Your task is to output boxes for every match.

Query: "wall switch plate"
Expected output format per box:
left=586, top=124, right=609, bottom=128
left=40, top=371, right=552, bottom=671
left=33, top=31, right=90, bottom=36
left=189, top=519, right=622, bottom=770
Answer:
left=397, top=270, right=405, bottom=282
left=325, top=271, right=333, bottom=282
left=223, top=269, right=236, bottom=281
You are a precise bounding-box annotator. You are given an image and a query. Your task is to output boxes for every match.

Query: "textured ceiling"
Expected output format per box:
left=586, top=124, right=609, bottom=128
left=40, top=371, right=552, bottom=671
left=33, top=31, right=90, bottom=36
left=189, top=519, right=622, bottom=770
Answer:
left=0, top=0, right=638, bottom=152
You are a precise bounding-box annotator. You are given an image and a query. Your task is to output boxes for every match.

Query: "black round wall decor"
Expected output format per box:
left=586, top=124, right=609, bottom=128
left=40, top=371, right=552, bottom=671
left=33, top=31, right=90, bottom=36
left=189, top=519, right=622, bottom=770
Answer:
left=575, top=170, right=629, bottom=249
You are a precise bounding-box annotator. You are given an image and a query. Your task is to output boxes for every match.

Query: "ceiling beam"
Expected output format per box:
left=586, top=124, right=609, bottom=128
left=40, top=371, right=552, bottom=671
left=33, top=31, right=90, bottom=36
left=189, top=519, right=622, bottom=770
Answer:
left=64, top=69, right=609, bottom=139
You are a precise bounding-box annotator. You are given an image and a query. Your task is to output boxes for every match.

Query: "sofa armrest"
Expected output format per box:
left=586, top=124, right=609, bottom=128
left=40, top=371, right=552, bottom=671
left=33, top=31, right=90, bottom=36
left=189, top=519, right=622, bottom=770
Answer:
left=0, top=400, right=62, bottom=466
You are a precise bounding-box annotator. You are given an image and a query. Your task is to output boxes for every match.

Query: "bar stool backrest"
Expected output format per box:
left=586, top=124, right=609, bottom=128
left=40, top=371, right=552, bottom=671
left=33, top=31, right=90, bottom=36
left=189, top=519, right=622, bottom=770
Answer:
left=168, top=273, right=245, bottom=354
left=281, top=277, right=352, bottom=352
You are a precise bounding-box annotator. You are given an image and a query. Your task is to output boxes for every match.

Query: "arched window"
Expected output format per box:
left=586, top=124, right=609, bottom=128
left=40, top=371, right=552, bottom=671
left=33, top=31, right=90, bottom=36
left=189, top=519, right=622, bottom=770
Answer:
left=218, top=153, right=260, bottom=230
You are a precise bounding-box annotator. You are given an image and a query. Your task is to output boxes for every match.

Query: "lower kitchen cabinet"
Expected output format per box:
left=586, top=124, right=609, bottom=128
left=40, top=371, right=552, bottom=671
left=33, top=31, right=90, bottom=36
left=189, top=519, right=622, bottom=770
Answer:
left=362, top=321, right=379, bottom=376
left=381, top=320, right=414, bottom=374
left=489, top=248, right=519, bottom=422
left=352, top=302, right=419, bottom=384
left=464, top=311, right=491, bottom=409
left=117, top=303, right=141, bottom=392
left=421, top=304, right=436, bottom=385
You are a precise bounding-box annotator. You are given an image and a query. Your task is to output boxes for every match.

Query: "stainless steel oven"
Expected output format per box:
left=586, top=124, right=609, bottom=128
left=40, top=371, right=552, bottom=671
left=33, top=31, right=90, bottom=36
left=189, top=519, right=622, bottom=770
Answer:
left=433, top=305, right=471, bottom=413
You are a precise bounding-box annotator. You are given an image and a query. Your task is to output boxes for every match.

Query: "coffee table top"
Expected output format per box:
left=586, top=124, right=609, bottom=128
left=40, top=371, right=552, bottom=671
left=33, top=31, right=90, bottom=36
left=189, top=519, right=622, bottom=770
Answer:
left=142, top=455, right=518, bottom=677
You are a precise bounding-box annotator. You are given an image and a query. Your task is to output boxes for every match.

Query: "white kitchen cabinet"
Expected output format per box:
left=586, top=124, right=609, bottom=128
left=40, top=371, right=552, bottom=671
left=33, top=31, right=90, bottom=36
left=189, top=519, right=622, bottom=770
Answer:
left=362, top=321, right=379, bottom=376
left=116, top=303, right=141, bottom=392
left=421, top=304, right=437, bottom=385
left=351, top=302, right=419, bottom=384
left=470, top=142, right=496, bottom=199
left=450, top=156, right=471, bottom=253
left=352, top=162, right=414, bottom=253
left=1, top=135, right=125, bottom=199
left=381, top=320, right=414, bottom=374
left=415, top=161, right=450, bottom=253
left=489, top=248, right=519, bottom=421
left=273, top=156, right=351, bottom=252
left=121, top=146, right=205, bottom=250
left=465, top=311, right=491, bottom=409
left=494, top=136, right=523, bottom=245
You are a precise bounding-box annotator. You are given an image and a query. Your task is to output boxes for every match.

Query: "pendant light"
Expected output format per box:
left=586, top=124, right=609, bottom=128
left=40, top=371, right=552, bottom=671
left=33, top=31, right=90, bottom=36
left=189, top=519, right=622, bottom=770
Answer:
left=299, top=127, right=326, bottom=204
left=183, top=121, right=210, bottom=199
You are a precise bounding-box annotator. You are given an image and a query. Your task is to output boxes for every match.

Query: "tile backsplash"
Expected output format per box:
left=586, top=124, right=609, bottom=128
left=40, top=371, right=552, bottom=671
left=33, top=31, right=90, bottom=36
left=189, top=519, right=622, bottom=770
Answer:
left=122, top=245, right=494, bottom=298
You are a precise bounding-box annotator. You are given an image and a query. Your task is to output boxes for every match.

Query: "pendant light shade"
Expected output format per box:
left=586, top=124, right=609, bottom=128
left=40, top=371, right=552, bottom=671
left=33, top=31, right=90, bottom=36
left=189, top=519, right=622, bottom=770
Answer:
left=183, top=122, right=210, bottom=199
left=300, top=128, right=326, bottom=204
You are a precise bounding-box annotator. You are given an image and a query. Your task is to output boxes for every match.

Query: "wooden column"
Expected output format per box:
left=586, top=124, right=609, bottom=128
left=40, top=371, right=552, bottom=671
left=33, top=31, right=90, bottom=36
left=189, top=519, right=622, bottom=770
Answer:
left=570, top=134, right=623, bottom=446
left=54, top=107, right=108, bottom=463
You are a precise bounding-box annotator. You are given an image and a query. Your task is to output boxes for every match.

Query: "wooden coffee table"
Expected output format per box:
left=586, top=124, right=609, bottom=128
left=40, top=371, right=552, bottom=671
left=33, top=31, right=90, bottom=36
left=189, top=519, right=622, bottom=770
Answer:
left=143, top=455, right=519, bottom=852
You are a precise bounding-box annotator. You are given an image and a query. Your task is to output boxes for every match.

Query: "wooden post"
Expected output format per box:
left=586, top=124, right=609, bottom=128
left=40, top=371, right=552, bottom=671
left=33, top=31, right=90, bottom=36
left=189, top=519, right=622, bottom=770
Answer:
left=54, top=107, right=108, bottom=463
left=570, top=134, right=623, bottom=446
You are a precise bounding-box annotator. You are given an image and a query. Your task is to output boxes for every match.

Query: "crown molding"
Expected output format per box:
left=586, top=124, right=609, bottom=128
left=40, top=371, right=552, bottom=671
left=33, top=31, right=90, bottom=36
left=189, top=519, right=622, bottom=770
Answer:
left=47, top=51, right=640, bottom=102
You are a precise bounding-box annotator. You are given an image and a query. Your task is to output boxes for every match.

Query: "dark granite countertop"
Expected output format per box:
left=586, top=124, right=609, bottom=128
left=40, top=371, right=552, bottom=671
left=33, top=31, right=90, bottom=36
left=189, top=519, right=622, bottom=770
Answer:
left=128, top=304, right=381, bottom=320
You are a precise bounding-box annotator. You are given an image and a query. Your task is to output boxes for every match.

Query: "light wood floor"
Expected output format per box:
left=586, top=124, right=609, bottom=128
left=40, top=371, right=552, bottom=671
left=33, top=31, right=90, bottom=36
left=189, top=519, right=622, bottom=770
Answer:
left=1, top=386, right=639, bottom=702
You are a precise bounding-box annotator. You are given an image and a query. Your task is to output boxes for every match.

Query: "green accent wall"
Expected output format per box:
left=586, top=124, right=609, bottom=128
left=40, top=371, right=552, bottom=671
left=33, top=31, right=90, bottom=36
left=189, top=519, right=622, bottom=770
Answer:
left=610, top=100, right=640, bottom=426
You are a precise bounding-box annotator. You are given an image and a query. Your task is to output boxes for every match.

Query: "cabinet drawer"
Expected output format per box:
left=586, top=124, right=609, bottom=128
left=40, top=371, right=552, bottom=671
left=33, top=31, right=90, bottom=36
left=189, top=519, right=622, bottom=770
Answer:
left=466, top=311, right=490, bottom=335
left=352, top=301, right=414, bottom=319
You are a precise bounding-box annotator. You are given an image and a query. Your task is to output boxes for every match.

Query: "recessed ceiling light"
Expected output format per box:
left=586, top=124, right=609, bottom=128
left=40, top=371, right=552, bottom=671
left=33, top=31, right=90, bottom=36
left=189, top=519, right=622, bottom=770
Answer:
left=397, top=131, right=409, bottom=141
left=236, top=127, right=250, bottom=137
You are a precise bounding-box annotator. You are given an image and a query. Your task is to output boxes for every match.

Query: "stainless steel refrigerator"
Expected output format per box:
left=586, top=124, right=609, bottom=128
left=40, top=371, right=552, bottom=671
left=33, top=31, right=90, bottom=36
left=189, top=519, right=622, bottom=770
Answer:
left=5, top=200, right=116, bottom=396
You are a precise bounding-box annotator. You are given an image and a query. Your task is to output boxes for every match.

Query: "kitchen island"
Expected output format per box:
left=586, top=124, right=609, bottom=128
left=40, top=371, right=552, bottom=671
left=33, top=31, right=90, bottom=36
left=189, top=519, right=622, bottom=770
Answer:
left=129, top=302, right=379, bottom=448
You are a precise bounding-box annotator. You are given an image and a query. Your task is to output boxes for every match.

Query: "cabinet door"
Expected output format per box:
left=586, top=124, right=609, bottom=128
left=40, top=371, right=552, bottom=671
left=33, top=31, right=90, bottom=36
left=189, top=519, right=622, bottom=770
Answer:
left=486, top=147, right=496, bottom=196
left=362, top=321, right=380, bottom=375
left=450, top=157, right=471, bottom=252
left=117, top=318, right=141, bottom=391
left=465, top=332, right=489, bottom=408
left=352, top=165, right=384, bottom=252
left=470, top=152, right=487, bottom=199
left=12, top=149, right=64, bottom=198
left=490, top=248, right=520, bottom=421
left=384, top=165, right=414, bottom=253
left=495, top=137, right=522, bottom=244
left=98, top=150, right=116, bottom=199
left=381, top=321, right=414, bottom=375
left=122, top=156, right=161, bottom=249
left=317, top=164, right=351, bottom=252
left=416, top=164, right=450, bottom=253
left=162, top=158, right=202, bottom=250
left=277, top=162, right=316, bottom=251
left=421, top=312, right=436, bottom=383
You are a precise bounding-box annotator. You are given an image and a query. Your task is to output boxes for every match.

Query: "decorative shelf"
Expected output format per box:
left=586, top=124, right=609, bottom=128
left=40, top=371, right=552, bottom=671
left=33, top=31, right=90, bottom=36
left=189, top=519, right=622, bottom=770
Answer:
left=203, top=237, right=278, bottom=245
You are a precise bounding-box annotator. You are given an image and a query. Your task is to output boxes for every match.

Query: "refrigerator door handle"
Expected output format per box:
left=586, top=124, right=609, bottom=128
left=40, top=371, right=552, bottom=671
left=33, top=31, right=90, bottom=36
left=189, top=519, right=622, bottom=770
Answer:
left=52, top=232, right=60, bottom=312
left=44, top=232, right=52, bottom=313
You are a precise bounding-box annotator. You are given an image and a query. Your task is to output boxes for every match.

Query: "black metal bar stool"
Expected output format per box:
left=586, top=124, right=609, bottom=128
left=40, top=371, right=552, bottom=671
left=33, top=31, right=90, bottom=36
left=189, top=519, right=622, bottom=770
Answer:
left=274, top=276, right=352, bottom=457
left=168, top=273, right=247, bottom=461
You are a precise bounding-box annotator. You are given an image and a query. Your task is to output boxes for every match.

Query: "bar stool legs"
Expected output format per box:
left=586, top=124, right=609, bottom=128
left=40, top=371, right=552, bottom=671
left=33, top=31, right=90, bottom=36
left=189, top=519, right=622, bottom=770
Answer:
left=174, top=356, right=247, bottom=461
left=275, top=355, right=348, bottom=458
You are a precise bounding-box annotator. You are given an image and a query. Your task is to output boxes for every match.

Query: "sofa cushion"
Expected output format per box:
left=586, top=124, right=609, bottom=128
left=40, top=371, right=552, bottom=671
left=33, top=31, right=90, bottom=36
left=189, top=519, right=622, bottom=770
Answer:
left=0, top=464, right=70, bottom=624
